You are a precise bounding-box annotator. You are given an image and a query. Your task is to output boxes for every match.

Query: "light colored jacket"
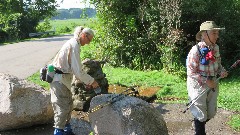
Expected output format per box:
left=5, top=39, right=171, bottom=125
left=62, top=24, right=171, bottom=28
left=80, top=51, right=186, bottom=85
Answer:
left=52, top=38, right=94, bottom=89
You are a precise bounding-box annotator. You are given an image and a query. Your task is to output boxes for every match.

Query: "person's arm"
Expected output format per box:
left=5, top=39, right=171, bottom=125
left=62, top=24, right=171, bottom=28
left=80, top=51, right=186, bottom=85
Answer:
left=187, top=46, right=205, bottom=85
left=70, top=44, right=95, bottom=86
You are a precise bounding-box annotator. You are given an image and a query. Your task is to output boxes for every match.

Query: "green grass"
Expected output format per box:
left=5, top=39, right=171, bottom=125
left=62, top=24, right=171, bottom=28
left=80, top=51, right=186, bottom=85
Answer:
left=102, top=66, right=188, bottom=103
left=218, top=76, right=240, bottom=111
left=217, top=74, right=240, bottom=130
left=27, top=72, right=50, bottom=90
left=228, top=114, right=240, bottom=131
left=50, top=18, right=97, bottom=34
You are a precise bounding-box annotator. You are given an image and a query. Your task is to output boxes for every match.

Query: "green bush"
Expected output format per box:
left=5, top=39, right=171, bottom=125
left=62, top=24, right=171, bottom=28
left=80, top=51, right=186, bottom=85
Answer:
left=36, top=18, right=52, bottom=32
left=58, top=26, right=71, bottom=33
left=90, top=0, right=240, bottom=79
left=91, top=0, right=184, bottom=72
left=0, top=0, right=57, bottom=40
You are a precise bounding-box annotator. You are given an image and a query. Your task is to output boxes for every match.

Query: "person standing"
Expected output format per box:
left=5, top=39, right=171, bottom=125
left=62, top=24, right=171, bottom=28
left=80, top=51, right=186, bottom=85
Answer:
left=50, top=26, right=99, bottom=135
left=186, top=21, right=228, bottom=135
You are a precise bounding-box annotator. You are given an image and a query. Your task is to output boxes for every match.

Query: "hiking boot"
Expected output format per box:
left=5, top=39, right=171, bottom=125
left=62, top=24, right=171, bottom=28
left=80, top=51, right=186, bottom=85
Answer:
left=54, top=128, right=65, bottom=135
left=64, top=123, right=75, bottom=135
left=194, top=118, right=206, bottom=135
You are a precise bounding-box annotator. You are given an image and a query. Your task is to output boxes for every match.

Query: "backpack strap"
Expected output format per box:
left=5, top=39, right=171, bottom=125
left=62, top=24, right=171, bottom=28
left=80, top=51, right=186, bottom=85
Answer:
left=196, top=44, right=203, bottom=58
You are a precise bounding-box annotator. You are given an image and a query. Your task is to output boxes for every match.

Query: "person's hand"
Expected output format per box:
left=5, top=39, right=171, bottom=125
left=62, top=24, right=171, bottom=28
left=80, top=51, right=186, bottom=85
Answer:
left=220, top=71, right=228, bottom=78
left=206, top=79, right=216, bottom=89
left=91, top=80, right=99, bottom=89
left=85, top=85, right=92, bottom=90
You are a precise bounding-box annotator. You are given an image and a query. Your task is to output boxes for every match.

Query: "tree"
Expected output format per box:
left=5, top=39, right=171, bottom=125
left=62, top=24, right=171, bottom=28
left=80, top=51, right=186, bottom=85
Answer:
left=69, top=8, right=83, bottom=18
left=90, top=0, right=240, bottom=76
left=90, top=0, right=184, bottom=72
left=0, top=0, right=58, bottom=40
left=53, top=9, right=71, bottom=19
left=181, top=0, right=240, bottom=66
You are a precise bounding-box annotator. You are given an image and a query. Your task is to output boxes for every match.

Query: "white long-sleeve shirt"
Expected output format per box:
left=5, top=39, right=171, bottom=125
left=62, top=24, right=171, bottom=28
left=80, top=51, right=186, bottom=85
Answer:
left=52, top=38, right=94, bottom=89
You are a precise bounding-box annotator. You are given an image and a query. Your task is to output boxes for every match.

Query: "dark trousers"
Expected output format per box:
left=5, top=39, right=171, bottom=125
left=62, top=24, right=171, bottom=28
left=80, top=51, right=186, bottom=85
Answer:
left=194, top=118, right=206, bottom=135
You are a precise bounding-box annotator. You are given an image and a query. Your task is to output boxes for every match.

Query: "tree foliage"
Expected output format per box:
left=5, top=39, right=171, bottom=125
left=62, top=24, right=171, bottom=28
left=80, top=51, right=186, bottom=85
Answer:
left=91, top=0, right=184, bottom=72
left=51, top=8, right=96, bottom=20
left=91, top=0, right=240, bottom=75
left=181, top=0, right=240, bottom=67
left=0, top=0, right=58, bottom=41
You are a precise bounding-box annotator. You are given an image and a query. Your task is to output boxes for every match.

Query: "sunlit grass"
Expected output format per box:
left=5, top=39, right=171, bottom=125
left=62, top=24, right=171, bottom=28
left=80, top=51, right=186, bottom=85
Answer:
left=50, top=18, right=97, bottom=34
left=27, top=72, right=50, bottom=90
left=102, top=66, right=188, bottom=103
left=228, top=114, right=240, bottom=131
left=218, top=75, right=240, bottom=111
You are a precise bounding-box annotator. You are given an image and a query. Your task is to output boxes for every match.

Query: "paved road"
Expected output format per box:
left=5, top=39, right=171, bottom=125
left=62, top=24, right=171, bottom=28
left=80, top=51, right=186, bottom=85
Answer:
left=0, top=35, right=72, bottom=79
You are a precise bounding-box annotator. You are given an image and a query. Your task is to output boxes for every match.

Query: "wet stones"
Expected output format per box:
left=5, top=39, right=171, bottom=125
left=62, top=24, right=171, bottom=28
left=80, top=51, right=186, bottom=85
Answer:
left=71, top=58, right=109, bottom=112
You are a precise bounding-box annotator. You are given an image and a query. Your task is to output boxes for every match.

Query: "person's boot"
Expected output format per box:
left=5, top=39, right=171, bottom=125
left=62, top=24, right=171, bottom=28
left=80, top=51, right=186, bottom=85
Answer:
left=194, top=118, right=206, bottom=135
left=64, top=123, right=75, bottom=135
left=54, top=128, right=65, bottom=135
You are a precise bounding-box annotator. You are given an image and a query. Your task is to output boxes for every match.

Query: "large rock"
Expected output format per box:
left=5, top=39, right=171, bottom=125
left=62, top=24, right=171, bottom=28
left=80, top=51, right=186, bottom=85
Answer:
left=70, top=118, right=92, bottom=135
left=0, top=73, right=53, bottom=131
left=89, top=94, right=169, bottom=135
left=71, top=58, right=109, bottom=112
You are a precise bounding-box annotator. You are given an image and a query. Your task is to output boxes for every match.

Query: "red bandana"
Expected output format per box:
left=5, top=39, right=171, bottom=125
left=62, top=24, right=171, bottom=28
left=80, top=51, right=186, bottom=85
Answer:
left=206, top=51, right=215, bottom=62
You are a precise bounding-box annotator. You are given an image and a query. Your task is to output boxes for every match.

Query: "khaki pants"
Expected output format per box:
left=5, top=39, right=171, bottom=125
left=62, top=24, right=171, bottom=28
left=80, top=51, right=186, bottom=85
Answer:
left=50, top=81, right=73, bottom=129
left=187, top=77, right=219, bottom=122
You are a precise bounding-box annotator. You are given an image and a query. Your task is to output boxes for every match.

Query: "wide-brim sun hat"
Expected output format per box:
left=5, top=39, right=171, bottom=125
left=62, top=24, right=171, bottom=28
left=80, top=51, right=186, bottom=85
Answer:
left=196, top=21, right=225, bottom=40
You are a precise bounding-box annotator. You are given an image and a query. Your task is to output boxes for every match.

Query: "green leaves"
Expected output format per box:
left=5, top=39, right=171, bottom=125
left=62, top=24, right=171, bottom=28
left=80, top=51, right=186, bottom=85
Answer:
left=36, top=18, right=52, bottom=32
left=0, top=0, right=58, bottom=40
left=89, top=0, right=185, bottom=72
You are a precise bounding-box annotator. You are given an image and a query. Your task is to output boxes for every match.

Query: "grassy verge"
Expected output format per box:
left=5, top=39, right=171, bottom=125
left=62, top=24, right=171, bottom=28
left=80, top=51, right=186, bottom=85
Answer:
left=218, top=76, right=240, bottom=111
left=218, top=74, right=240, bottom=131
left=27, top=72, right=50, bottom=90
left=228, top=114, right=240, bottom=131
left=102, top=66, right=188, bottom=103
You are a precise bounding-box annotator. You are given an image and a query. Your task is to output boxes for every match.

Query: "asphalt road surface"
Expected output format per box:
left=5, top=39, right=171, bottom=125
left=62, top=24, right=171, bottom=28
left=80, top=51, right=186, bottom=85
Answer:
left=0, top=35, right=72, bottom=79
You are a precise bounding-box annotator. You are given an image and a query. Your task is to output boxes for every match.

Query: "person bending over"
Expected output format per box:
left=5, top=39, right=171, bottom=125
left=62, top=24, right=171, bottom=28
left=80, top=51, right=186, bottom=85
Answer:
left=50, top=26, right=99, bottom=135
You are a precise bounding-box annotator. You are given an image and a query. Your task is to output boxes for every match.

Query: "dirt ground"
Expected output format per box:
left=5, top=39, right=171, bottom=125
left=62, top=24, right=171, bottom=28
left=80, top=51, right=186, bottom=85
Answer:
left=157, top=103, right=240, bottom=135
